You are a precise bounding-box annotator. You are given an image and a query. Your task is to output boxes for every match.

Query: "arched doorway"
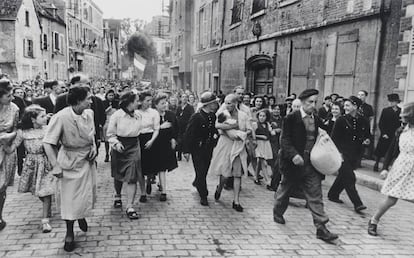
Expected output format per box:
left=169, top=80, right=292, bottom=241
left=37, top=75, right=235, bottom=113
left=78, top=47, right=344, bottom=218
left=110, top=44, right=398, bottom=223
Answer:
left=246, top=55, right=273, bottom=95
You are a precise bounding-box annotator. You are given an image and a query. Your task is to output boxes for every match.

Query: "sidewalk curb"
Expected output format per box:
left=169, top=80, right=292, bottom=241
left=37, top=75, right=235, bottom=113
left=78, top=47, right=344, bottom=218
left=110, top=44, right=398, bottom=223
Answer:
left=355, top=171, right=383, bottom=192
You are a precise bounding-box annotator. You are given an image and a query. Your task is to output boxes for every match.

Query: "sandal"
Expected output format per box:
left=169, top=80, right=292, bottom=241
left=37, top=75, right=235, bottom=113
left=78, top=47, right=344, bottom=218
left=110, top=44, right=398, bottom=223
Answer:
left=160, top=193, right=167, bottom=202
left=126, top=208, right=140, bottom=220
left=41, top=218, right=52, bottom=233
left=114, top=199, right=122, bottom=208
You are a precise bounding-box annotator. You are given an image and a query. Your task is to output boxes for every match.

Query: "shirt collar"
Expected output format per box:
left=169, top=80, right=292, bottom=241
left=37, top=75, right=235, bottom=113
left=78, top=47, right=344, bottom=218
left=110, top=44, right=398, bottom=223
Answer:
left=300, top=107, right=313, bottom=119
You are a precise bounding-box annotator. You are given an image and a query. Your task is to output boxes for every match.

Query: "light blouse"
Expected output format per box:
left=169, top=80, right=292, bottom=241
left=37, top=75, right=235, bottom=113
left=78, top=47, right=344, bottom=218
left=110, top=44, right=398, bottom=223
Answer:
left=137, top=107, right=160, bottom=134
left=107, top=109, right=142, bottom=144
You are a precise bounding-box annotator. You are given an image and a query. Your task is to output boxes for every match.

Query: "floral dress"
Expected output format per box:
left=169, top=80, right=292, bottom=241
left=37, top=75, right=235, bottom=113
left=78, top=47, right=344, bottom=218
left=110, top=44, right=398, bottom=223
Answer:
left=381, top=126, right=414, bottom=200
left=0, top=103, right=19, bottom=192
left=14, top=128, right=55, bottom=197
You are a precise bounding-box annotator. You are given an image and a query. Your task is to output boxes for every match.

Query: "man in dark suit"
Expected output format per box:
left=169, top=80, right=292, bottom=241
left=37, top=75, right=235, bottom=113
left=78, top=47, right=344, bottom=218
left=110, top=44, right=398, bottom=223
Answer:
left=273, top=89, right=338, bottom=242
left=32, top=80, right=60, bottom=115
left=373, top=94, right=402, bottom=171
left=183, top=92, right=219, bottom=206
left=54, top=74, right=106, bottom=147
left=176, top=93, right=195, bottom=161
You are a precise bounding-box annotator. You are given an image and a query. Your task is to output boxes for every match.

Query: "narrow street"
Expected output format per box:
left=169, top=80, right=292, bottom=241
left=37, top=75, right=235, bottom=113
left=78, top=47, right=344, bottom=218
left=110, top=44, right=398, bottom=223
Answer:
left=1, top=147, right=414, bottom=257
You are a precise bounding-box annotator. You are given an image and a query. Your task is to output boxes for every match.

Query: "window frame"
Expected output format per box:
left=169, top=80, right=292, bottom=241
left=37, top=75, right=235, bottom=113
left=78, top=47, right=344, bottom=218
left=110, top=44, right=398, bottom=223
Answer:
left=230, top=0, right=244, bottom=29
left=278, top=0, right=301, bottom=8
left=25, top=11, right=30, bottom=27
left=250, top=0, right=267, bottom=19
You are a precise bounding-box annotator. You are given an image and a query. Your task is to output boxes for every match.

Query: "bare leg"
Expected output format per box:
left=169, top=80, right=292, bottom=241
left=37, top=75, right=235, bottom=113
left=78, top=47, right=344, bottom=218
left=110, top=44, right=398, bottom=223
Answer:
left=261, top=160, right=271, bottom=185
left=138, top=174, right=146, bottom=196
left=217, top=175, right=226, bottom=193
left=40, top=196, right=52, bottom=219
left=0, top=191, right=6, bottom=222
left=371, top=196, right=398, bottom=223
left=159, top=171, right=166, bottom=194
left=233, top=177, right=241, bottom=204
left=125, top=182, right=138, bottom=209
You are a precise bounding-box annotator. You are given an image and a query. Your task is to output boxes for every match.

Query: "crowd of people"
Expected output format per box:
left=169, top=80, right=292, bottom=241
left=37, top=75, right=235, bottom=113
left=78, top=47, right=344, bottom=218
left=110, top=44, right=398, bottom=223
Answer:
left=0, top=72, right=413, bottom=252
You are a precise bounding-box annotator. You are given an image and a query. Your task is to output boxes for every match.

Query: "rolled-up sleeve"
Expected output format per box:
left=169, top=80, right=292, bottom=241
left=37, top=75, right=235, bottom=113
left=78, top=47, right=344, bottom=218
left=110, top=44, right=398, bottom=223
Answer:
left=107, top=111, right=120, bottom=145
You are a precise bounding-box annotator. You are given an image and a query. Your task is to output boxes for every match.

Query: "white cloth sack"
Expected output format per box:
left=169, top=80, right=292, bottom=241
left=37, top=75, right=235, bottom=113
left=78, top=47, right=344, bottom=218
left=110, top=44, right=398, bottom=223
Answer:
left=310, top=130, right=342, bottom=175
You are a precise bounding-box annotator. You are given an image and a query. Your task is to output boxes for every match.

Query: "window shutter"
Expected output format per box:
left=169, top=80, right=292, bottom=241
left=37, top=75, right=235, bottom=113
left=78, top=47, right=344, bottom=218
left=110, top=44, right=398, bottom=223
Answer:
left=23, top=39, right=26, bottom=56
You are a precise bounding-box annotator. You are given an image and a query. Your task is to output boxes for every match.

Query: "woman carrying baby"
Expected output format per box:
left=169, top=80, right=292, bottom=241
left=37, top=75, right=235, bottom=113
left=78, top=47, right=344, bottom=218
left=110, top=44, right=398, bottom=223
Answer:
left=209, top=94, right=254, bottom=212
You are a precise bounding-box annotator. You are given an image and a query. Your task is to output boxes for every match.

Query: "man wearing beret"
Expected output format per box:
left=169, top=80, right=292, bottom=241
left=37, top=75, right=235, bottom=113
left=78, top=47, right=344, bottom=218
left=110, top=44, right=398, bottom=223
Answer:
left=273, top=88, right=338, bottom=242
left=328, top=96, right=371, bottom=212
left=183, top=92, right=219, bottom=206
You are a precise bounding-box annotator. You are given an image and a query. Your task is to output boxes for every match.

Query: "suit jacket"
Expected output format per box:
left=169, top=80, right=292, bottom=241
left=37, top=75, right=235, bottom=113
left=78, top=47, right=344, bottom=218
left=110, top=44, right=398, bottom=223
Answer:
left=176, top=104, right=195, bottom=136
left=183, top=109, right=217, bottom=154
left=33, top=96, right=55, bottom=114
left=280, top=110, right=324, bottom=178
left=378, top=106, right=401, bottom=137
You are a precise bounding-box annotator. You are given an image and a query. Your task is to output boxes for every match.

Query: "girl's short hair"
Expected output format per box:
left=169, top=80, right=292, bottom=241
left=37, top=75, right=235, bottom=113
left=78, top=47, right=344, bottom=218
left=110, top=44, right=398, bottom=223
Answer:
left=153, top=93, right=168, bottom=106
left=119, top=91, right=137, bottom=113
left=138, top=91, right=152, bottom=101
left=256, top=109, right=271, bottom=122
left=401, top=101, right=414, bottom=126
left=0, top=80, right=13, bottom=98
left=18, top=105, right=45, bottom=130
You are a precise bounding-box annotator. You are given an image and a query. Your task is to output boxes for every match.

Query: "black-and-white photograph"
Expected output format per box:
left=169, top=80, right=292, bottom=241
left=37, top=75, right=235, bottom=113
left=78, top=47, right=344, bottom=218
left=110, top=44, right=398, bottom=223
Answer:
left=0, top=0, right=414, bottom=256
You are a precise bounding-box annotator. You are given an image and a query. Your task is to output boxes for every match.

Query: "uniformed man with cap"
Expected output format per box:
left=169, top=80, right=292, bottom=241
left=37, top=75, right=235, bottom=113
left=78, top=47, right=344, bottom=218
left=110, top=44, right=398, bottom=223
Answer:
left=273, top=88, right=338, bottom=242
left=328, top=96, right=371, bottom=213
left=183, top=91, right=219, bottom=206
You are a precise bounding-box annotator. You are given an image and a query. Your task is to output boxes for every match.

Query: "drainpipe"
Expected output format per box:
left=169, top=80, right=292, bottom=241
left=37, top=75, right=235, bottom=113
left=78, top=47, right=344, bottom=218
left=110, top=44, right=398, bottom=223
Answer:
left=218, top=0, right=226, bottom=92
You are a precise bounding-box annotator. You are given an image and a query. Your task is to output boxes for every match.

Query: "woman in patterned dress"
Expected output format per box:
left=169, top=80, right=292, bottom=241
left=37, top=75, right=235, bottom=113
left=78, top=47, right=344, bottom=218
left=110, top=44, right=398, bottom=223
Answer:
left=8, top=105, right=55, bottom=233
left=43, top=86, right=97, bottom=252
left=368, top=102, right=414, bottom=236
left=0, top=80, right=19, bottom=231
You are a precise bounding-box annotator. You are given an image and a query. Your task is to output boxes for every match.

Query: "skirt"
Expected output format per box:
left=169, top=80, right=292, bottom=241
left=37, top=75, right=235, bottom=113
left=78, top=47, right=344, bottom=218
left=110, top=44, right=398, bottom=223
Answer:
left=111, top=137, right=141, bottom=183
left=255, top=140, right=273, bottom=160
left=0, top=149, right=16, bottom=193
left=139, top=133, right=159, bottom=176
left=151, top=130, right=178, bottom=173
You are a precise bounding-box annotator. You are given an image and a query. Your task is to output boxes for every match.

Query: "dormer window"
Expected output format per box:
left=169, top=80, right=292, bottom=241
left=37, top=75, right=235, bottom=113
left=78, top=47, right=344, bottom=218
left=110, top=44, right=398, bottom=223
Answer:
left=25, top=11, right=30, bottom=26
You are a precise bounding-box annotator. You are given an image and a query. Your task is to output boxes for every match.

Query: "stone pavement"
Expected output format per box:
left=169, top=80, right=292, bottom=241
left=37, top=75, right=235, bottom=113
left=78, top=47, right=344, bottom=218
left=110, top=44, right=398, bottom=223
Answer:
left=1, top=147, right=414, bottom=257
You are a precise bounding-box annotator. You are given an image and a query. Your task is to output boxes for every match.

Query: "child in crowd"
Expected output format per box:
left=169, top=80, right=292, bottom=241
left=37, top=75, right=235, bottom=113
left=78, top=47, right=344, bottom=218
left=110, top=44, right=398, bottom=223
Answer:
left=254, top=109, right=273, bottom=187
left=7, top=105, right=55, bottom=233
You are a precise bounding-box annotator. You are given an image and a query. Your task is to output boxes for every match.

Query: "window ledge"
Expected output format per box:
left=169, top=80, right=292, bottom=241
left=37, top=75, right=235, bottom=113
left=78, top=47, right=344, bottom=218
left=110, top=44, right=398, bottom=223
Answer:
left=229, top=22, right=241, bottom=30
left=250, top=9, right=266, bottom=19
left=278, top=0, right=300, bottom=8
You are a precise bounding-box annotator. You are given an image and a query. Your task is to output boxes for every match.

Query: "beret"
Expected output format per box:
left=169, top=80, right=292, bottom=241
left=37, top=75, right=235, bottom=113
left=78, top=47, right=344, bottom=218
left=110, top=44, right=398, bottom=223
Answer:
left=344, top=96, right=362, bottom=108
left=200, top=91, right=219, bottom=106
left=298, top=89, right=319, bottom=100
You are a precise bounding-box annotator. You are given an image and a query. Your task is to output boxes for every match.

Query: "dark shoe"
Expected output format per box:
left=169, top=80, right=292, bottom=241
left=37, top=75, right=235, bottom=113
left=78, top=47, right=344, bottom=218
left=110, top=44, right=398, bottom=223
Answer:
left=139, top=195, right=147, bottom=203
left=63, top=236, right=76, bottom=252
left=114, top=199, right=122, bottom=208
left=254, top=180, right=261, bottom=185
left=247, top=172, right=253, bottom=177
left=328, top=197, right=344, bottom=204
left=146, top=183, right=152, bottom=195
left=273, top=215, right=286, bottom=224
left=316, top=226, right=339, bottom=242
left=355, top=205, right=367, bottom=213
left=104, top=155, right=109, bottom=162
left=232, top=201, right=243, bottom=212
left=200, top=198, right=209, bottom=206
left=368, top=220, right=378, bottom=236
left=373, top=164, right=379, bottom=172
left=0, top=220, right=6, bottom=231
left=78, top=219, right=88, bottom=232
left=157, top=184, right=163, bottom=192
left=223, top=184, right=233, bottom=190
left=160, top=193, right=167, bottom=202
left=214, top=186, right=221, bottom=201
left=126, top=208, right=140, bottom=220
left=258, top=175, right=264, bottom=180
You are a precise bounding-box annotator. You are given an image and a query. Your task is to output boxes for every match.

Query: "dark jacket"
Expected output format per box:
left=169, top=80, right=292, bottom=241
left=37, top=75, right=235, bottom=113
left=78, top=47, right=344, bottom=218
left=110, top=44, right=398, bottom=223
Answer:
left=183, top=109, right=217, bottom=154
left=375, top=106, right=401, bottom=157
left=279, top=110, right=324, bottom=178
left=331, top=114, right=371, bottom=162
left=176, top=104, right=195, bottom=136
left=12, top=96, right=26, bottom=118
left=33, top=95, right=55, bottom=114
left=382, top=126, right=404, bottom=170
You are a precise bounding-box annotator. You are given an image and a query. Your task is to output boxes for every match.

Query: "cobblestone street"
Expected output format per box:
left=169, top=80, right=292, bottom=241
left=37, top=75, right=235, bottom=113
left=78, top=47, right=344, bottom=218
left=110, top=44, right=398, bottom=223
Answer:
left=1, top=148, right=414, bottom=257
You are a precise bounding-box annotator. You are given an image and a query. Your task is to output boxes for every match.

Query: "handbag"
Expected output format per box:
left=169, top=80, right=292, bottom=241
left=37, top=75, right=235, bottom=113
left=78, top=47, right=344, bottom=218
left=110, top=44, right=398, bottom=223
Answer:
left=310, top=129, right=342, bottom=175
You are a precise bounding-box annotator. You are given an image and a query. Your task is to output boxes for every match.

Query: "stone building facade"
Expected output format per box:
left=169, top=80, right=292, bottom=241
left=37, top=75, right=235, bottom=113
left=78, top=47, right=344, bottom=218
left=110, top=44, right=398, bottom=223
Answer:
left=103, top=19, right=122, bottom=80
left=65, top=0, right=105, bottom=78
left=0, top=0, right=42, bottom=81
left=169, top=0, right=193, bottom=90
left=192, top=0, right=224, bottom=95
left=396, top=0, right=414, bottom=103
left=219, top=0, right=401, bottom=119
left=35, top=0, right=67, bottom=80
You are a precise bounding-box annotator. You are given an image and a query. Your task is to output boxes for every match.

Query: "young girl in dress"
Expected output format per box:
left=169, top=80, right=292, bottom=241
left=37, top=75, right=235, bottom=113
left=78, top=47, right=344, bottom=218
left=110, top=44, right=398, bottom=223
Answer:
left=7, top=105, right=55, bottom=233
left=254, top=109, right=273, bottom=188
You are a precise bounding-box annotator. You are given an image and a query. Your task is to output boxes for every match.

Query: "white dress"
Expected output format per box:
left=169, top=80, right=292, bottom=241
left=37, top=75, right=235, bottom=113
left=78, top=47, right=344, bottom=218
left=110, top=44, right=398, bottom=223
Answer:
left=381, top=126, right=414, bottom=200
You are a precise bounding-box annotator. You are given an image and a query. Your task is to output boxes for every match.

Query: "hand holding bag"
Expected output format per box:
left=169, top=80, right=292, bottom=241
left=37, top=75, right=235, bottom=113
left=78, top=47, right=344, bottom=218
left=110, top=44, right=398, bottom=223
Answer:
left=310, top=129, right=343, bottom=175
